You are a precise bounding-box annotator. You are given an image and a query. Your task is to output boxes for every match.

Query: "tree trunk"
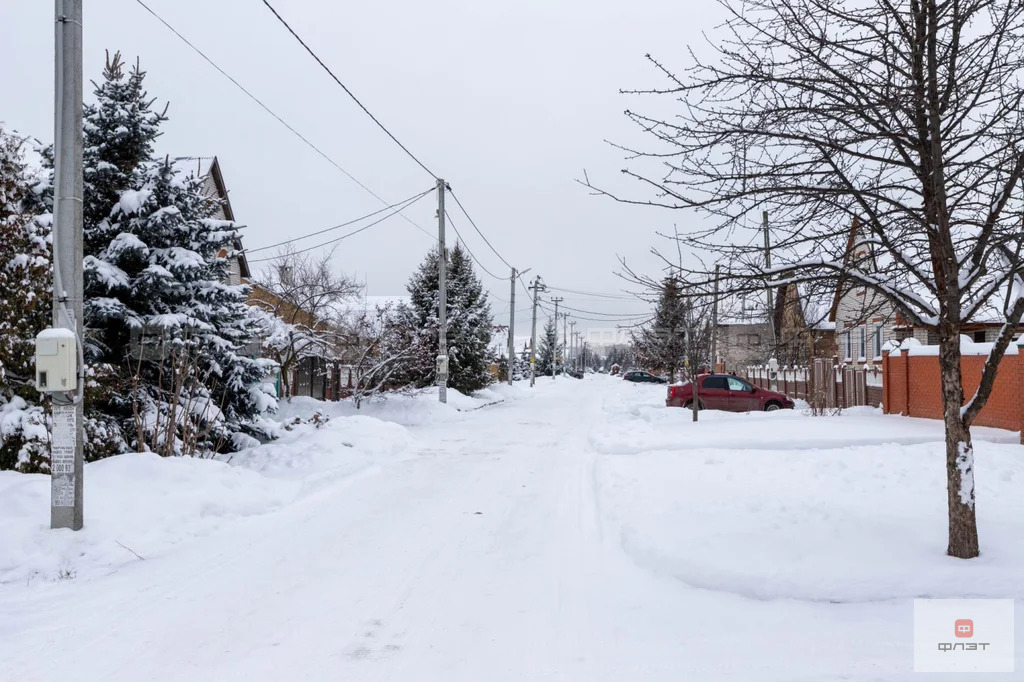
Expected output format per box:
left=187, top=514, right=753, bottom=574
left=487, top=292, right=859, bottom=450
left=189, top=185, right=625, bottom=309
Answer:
left=937, top=331, right=979, bottom=558
left=279, top=362, right=292, bottom=399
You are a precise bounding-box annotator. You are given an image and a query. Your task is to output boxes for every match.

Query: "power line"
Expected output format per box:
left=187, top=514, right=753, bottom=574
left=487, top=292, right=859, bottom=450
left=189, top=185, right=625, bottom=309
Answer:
left=248, top=190, right=433, bottom=263
left=260, top=0, right=437, bottom=180
left=546, top=285, right=636, bottom=300
left=247, top=187, right=435, bottom=254
left=538, top=302, right=651, bottom=324
left=133, top=0, right=434, bottom=241
left=443, top=209, right=504, bottom=281
left=448, top=188, right=514, bottom=271
left=560, top=303, right=651, bottom=317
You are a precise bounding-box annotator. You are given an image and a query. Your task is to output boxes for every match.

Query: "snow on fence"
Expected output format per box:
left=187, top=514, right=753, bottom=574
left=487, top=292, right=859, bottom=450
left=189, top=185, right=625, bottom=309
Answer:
left=743, top=359, right=883, bottom=408
left=883, top=338, right=1024, bottom=441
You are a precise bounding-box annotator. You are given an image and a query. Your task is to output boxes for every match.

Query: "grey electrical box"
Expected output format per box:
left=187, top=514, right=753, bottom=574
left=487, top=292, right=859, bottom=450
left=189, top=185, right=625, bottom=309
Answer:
left=436, top=354, right=449, bottom=375
left=35, top=328, right=77, bottom=392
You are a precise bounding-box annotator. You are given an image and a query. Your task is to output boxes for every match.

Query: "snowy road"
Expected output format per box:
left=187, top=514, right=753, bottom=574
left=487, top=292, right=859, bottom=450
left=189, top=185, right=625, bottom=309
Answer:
left=3, top=376, right=1023, bottom=681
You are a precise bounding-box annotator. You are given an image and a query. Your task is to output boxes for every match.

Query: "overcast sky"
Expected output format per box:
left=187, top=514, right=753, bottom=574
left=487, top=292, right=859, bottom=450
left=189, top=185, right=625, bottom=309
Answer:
left=1, top=0, right=726, bottom=338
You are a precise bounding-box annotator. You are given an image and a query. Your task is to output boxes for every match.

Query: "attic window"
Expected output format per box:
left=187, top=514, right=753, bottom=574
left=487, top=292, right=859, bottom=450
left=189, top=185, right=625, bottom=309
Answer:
left=973, top=330, right=986, bottom=343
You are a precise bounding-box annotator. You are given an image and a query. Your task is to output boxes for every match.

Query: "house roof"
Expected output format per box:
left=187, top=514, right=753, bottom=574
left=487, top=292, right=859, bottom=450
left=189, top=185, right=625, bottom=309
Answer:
left=775, top=282, right=836, bottom=332
left=172, top=155, right=250, bottom=280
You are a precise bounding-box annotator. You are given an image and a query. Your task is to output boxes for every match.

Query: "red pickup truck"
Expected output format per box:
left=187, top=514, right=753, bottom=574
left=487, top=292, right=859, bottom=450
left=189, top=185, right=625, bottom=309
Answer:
left=666, top=374, right=795, bottom=412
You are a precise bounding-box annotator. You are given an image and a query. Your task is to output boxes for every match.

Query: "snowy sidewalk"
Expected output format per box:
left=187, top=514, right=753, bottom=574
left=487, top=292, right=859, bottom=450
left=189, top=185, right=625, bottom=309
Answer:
left=2, top=376, right=1023, bottom=681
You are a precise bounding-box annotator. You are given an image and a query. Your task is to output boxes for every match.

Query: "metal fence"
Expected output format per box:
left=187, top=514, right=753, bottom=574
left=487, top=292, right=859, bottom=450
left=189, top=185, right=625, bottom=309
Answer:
left=744, top=359, right=883, bottom=408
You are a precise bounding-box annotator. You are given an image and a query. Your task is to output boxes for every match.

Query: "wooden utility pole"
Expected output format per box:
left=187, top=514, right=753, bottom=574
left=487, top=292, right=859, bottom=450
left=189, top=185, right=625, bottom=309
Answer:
left=763, top=210, right=776, bottom=349
left=712, top=264, right=720, bottom=371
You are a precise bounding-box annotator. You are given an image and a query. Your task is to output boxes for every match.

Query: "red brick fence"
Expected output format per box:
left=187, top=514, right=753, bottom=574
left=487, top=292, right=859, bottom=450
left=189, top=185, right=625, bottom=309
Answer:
left=882, top=343, right=1024, bottom=440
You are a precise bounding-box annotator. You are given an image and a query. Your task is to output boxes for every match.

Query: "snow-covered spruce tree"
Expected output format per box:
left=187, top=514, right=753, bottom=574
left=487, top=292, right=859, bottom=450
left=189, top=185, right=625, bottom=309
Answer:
left=82, top=51, right=166, bottom=255
left=537, top=317, right=559, bottom=377
left=0, top=126, right=51, bottom=472
left=393, top=243, right=493, bottom=393
left=85, top=159, right=275, bottom=455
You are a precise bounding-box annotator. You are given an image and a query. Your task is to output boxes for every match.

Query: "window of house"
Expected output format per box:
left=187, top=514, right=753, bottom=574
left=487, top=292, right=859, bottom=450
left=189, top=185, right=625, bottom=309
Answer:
left=927, top=329, right=940, bottom=345
left=858, top=327, right=866, bottom=360
left=874, top=323, right=883, bottom=358
left=747, top=334, right=761, bottom=348
left=844, top=331, right=852, bottom=360
left=973, top=330, right=986, bottom=343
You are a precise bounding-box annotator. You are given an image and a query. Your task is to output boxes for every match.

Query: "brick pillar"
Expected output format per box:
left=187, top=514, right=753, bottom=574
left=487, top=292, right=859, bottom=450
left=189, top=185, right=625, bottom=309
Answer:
left=1016, top=346, right=1024, bottom=445
left=903, top=347, right=911, bottom=417
left=882, top=351, right=890, bottom=413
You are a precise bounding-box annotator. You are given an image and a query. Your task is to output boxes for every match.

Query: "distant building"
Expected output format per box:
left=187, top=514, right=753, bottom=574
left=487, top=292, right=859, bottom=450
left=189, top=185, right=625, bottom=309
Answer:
left=773, top=283, right=836, bottom=365
left=715, top=294, right=771, bottom=372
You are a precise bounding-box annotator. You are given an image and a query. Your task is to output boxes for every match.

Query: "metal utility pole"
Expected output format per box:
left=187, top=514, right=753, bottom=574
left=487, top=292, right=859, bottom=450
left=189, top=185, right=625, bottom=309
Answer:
left=437, top=178, right=448, bottom=403
left=550, top=297, right=563, bottom=378
left=712, top=264, right=721, bottom=372
left=51, top=0, right=84, bottom=530
left=507, top=267, right=530, bottom=385
left=528, top=276, right=546, bottom=387
left=507, top=267, right=516, bottom=386
left=569, top=321, right=577, bottom=373
left=763, top=210, right=776, bottom=349
left=562, top=313, right=569, bottom=375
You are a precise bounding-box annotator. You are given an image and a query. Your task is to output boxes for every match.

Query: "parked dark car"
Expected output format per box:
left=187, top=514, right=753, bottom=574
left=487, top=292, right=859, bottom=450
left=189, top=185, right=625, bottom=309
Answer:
left=622, top=370, right=668, bottom=384
left=666, top=374, right=795, bottom=412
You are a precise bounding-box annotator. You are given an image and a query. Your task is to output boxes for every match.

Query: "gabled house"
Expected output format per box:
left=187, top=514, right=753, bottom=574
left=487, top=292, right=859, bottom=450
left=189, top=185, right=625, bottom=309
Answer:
left=829, top=216, right=1013, bottom=367
left=773, top=283, right=837, bottom=365
left=172, top=156, right=250, bottom=286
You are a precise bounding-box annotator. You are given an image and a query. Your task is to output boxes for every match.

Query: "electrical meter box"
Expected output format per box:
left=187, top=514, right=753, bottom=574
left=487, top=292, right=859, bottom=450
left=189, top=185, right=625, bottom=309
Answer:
left=35, top=327, right=77, bottom=392
left=436, top=354, right=449, bottom=375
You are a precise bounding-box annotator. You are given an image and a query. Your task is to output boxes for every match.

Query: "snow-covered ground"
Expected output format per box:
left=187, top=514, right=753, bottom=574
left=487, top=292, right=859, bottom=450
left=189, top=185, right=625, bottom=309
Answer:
left=2, top=375, right=1022, bottom=681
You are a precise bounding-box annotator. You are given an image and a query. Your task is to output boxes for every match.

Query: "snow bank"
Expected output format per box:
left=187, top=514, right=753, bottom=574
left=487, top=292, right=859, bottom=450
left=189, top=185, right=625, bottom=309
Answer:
left=0, top=453, right=289, bottom=585
left=0, top=410, right=414, bottom=586
left=602, top=441, right=1024, bottom=603
left=592, top=377, right=1024, bottom=603
left=274, top=382, right=523, bottom=427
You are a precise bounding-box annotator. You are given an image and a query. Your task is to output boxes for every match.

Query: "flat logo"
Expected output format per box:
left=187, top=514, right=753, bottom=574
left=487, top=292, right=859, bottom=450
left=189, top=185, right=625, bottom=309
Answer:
left=955, top=619, right=974, bottom=639
left=914, top=599, right=1014, bottom=673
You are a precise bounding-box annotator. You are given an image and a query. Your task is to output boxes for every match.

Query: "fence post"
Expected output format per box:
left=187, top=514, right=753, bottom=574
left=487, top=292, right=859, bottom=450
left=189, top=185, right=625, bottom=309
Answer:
left=903, top=347, right=911, bottom=416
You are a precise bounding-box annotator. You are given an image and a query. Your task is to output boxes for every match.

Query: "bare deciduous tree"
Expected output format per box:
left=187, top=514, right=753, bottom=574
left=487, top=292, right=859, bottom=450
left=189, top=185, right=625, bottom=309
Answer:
left=252, top=246, right=361, bottom=397
left=590, top=0, right=1024, bottom=558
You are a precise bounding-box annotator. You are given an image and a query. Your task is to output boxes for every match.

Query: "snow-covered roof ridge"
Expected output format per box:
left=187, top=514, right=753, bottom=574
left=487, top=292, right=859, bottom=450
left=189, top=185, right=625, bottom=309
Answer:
left=170, top=156, right=216, bottom=180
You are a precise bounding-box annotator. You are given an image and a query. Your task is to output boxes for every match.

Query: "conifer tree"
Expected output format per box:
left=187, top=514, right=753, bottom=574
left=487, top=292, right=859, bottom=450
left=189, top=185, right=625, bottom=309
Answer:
left=393, top=243, right=494, bottom=393
left=537, top=318, right=559, bottom=376
left=85, top=160, right=274, bottom=454
left=82, top=51, right=166, bottom=253
left=0, top=126, right=51, bottom=471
